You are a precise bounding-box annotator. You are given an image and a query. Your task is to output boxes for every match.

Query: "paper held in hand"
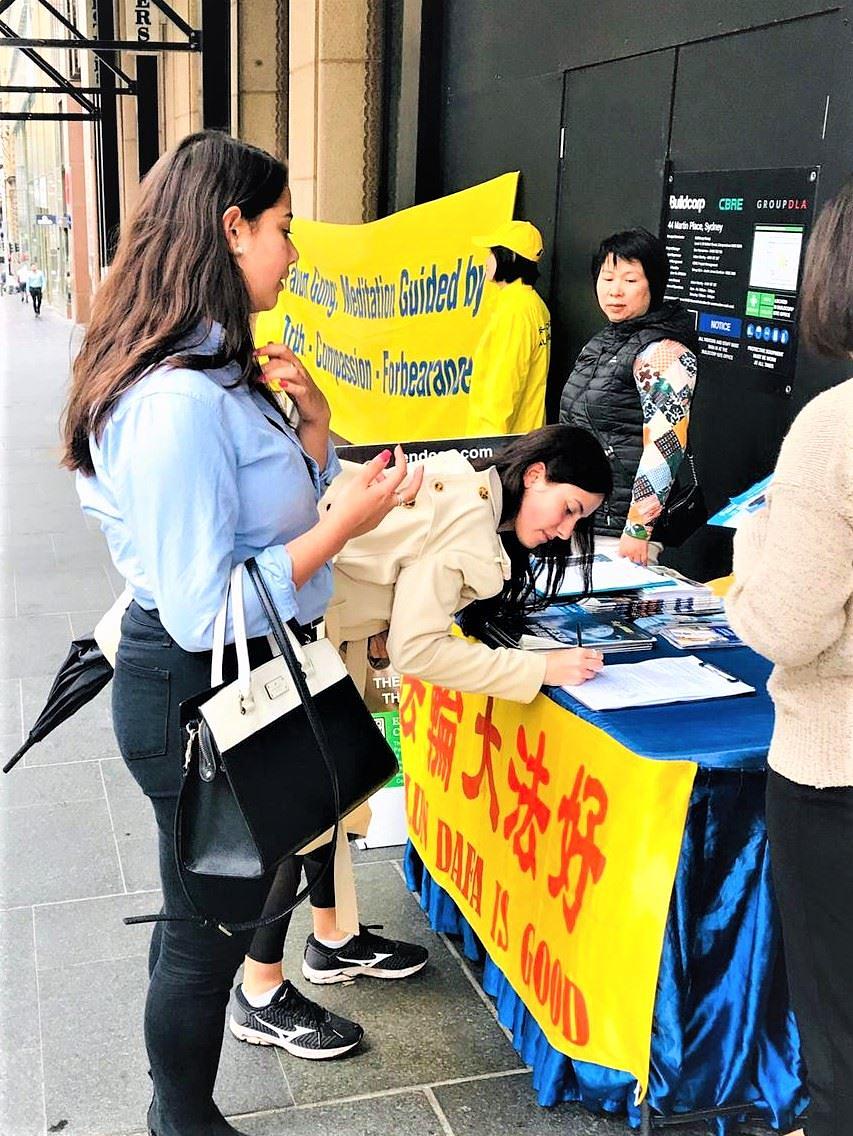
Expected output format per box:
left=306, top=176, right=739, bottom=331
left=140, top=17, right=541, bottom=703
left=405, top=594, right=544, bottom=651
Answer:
left=562, top=654, right=754, bottom=711
left=708, top=474, right=773, bottom=529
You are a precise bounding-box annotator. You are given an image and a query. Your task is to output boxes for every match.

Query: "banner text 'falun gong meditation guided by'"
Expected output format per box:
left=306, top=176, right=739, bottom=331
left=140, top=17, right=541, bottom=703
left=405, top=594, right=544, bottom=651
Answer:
left=255, top=174, right=518, bottom=443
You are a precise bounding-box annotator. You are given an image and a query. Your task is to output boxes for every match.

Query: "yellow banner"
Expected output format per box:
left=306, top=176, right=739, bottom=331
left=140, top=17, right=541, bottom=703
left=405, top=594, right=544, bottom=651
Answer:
left=399, top=681, right=696, bottom=1096
left=255, top=174, right=518, bottom=443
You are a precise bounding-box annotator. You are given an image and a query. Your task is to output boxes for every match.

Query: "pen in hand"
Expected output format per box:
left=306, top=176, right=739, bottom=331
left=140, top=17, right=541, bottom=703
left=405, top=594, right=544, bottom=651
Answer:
left=575, top=622, right=583, bottom=648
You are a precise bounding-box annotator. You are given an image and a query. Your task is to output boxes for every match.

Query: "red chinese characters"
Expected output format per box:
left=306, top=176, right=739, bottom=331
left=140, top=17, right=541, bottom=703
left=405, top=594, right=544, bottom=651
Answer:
left=399, top=677, right=427, bottom=742
left=426, top=685, right=464, bottom=791
left=503, top=725, right=551, bottom=878
left=547, top=764, right=608, bottom=932
left=461, top=695, right=502, bottom=832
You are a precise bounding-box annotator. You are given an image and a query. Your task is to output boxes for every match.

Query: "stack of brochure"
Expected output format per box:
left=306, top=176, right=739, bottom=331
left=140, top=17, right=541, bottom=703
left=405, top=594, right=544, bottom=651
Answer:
left=536, top=556, right=724, bottom=618
left=535, top=553, right=674, bottom=599
left=580, top=571, right=725, bottom=619
left=635, top=612, right=743, bottom=650
left=520, top=606, right=655, bottom=654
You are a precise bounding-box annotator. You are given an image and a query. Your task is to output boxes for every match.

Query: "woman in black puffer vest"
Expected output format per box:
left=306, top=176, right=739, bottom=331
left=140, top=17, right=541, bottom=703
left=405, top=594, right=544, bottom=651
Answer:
left=560, top=228, right=698, bottom=565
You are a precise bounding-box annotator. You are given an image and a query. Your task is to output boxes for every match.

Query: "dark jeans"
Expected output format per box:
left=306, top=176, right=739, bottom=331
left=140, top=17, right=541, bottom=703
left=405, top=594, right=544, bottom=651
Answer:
left=113, top=603, right=313, bottom=1135
left=766, top=769, right=853, bottom=1136
left=30, top=287, right=42, bottom=314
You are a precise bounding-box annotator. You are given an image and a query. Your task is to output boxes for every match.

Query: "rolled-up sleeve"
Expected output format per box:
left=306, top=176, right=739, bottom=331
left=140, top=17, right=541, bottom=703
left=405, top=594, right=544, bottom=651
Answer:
left=106, top=390, right=299, bottom=650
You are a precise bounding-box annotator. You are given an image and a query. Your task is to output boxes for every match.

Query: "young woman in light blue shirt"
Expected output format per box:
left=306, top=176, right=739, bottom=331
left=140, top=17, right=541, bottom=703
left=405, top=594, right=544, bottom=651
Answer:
left=62, top=132, right=420, bottom=1136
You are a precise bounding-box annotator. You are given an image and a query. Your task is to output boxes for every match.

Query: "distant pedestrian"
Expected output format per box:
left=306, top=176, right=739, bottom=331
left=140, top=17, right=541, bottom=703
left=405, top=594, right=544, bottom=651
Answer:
left=28, top=264, right=45, bottom=316
left=17, top=263, right=28, bottom=303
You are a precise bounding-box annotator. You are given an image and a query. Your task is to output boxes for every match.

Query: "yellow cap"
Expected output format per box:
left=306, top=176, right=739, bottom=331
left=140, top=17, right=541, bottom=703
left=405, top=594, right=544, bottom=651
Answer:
left=472, top=220, right=544, bottom=261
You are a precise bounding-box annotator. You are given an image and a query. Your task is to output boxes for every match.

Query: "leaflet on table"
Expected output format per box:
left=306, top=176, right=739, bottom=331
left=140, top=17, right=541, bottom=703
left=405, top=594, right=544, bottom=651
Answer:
left=520, top=605, right=655, bottom=653
left=708, top=474, right=774, bottom=529
left=535, top=553, right=673, bottom=598
left=562, top=654, right=754, bottom=711
left=655, top=621, right=744, bottom=650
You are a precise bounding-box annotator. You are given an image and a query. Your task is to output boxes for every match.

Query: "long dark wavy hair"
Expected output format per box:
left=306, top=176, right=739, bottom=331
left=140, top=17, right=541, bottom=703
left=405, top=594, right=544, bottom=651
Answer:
left=461, top=425, right=613, bottom=638
left=62, top=131, right=288, bottom=475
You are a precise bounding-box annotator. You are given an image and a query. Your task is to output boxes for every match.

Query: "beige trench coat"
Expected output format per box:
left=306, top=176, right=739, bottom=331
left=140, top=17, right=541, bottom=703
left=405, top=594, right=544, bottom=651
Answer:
left=323, top=451, right=547, bottom=704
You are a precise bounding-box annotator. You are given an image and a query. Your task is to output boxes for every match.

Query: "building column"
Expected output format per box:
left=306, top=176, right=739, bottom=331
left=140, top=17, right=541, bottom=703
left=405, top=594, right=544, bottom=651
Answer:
left=65, top=113, right=93, bottom=323
left=289, top=0, right=383, bottom=223
left=237, top=0, right=286, bottom=157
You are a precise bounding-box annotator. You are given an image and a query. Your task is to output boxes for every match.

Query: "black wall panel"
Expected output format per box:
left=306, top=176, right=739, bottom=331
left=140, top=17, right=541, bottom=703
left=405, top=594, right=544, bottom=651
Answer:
left=439, top=0, right=839, bottom=88
left=438, top=72, right=564, bottom=290
left=407, top=0, right=852, bottom=577
left=671, top=12, right=851, bottom=419
left=665, top=12, right=842, bottom=575
left=551, top=51, right=676, bottom=413
left=670, top=17, right=834, bottom=171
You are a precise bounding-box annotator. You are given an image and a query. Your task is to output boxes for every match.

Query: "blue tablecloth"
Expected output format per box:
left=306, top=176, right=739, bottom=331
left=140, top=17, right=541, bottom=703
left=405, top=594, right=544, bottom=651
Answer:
left=404, top=642, right=808, bottom=1133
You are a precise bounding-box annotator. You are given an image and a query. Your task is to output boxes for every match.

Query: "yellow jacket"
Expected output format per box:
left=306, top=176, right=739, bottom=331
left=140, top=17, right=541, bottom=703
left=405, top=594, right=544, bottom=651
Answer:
left=466, top=280, right=551, bottom=436
left=323, top=451, right=547, bottom=702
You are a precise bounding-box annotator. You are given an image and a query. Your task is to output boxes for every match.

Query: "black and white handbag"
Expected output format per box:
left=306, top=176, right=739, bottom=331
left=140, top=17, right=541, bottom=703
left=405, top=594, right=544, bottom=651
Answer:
left=166, top=558, right=397, bottom=932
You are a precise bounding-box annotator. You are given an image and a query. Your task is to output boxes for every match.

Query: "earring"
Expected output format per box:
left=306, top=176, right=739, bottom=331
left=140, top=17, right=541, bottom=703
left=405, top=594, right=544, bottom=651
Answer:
left=234, top=245, right=244, bottom=256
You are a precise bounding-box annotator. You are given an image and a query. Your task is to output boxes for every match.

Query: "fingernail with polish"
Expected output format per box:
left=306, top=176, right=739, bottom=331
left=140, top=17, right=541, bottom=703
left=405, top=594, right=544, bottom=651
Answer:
left=379, top=449, right=392, bottom=463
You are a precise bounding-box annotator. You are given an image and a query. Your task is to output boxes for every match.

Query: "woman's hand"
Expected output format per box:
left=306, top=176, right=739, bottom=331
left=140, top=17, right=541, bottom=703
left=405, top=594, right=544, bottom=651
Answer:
left=618, top=533, right=651, bottom=565
left=255, top=342, right=330, bottom=426
left=323, top=445, right=424, bottom=544
left=543, top=647, right=604, bottom=687
left=287, top=447, right=423, bottom=590
left=255, top=341, right=331, bottom=467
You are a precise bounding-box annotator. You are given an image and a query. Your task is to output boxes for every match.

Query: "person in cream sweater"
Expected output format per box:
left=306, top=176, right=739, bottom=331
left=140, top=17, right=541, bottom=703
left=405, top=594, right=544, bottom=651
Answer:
left=726, top=178, right=853, bottom=1136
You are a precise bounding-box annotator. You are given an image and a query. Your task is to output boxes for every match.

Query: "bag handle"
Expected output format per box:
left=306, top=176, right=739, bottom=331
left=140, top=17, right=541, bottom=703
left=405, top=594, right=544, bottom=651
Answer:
left=211, top=589, right=227, bottom=687
left=210, top=564, right=253, bottom=694
left=682, top=448, right=699, bottom=489
left=230, top=563, right=254, bottom=708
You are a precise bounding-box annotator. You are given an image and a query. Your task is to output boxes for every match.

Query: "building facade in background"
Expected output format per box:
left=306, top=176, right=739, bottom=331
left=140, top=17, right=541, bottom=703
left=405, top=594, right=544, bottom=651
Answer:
left=0, top=0, right=386, bottom=322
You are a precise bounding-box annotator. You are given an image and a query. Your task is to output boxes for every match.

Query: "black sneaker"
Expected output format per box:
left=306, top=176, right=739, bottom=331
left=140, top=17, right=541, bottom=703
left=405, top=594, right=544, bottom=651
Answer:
left=302, top=924, right=429, bottom=984
left=228, top=980, right=363, bottom=1059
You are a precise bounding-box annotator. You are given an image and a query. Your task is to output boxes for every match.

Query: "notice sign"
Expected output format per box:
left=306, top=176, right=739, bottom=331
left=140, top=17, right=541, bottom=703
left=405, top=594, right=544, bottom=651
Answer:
left=663, top=167, right=818, bottom=390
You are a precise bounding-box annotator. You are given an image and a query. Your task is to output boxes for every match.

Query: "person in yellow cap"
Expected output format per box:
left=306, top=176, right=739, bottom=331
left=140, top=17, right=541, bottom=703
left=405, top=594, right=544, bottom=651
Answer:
left=466, top=220, right=551, bottom=436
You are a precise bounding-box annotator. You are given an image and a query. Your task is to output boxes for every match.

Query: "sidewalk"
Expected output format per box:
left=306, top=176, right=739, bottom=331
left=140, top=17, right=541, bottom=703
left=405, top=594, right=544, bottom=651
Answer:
left=0, top=294, right=739, bottom=1136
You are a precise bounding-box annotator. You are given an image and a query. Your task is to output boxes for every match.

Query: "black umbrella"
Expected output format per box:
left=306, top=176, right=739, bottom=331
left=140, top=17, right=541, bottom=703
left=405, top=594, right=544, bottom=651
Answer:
left=3, top=635, right=114, bottom=773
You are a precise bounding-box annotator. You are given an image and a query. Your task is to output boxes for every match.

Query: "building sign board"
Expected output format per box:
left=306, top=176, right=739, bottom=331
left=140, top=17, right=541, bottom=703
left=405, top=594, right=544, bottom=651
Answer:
left=663, top=167, right=819, bottom=392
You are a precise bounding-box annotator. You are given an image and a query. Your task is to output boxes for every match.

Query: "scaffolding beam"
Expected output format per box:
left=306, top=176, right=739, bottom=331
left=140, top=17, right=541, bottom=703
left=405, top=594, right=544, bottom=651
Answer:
left=0, top=36, right=199, bottom=51
left=0, top=111, right=100, bottom=120
left=34, top=0, right=137, bottom=86
left=0, top=19, right=98, bottom=112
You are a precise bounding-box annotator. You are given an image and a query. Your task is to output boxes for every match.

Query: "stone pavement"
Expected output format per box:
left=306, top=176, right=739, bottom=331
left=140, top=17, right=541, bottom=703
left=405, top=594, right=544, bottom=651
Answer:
left=0, top=294, right=766, bottom=1136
